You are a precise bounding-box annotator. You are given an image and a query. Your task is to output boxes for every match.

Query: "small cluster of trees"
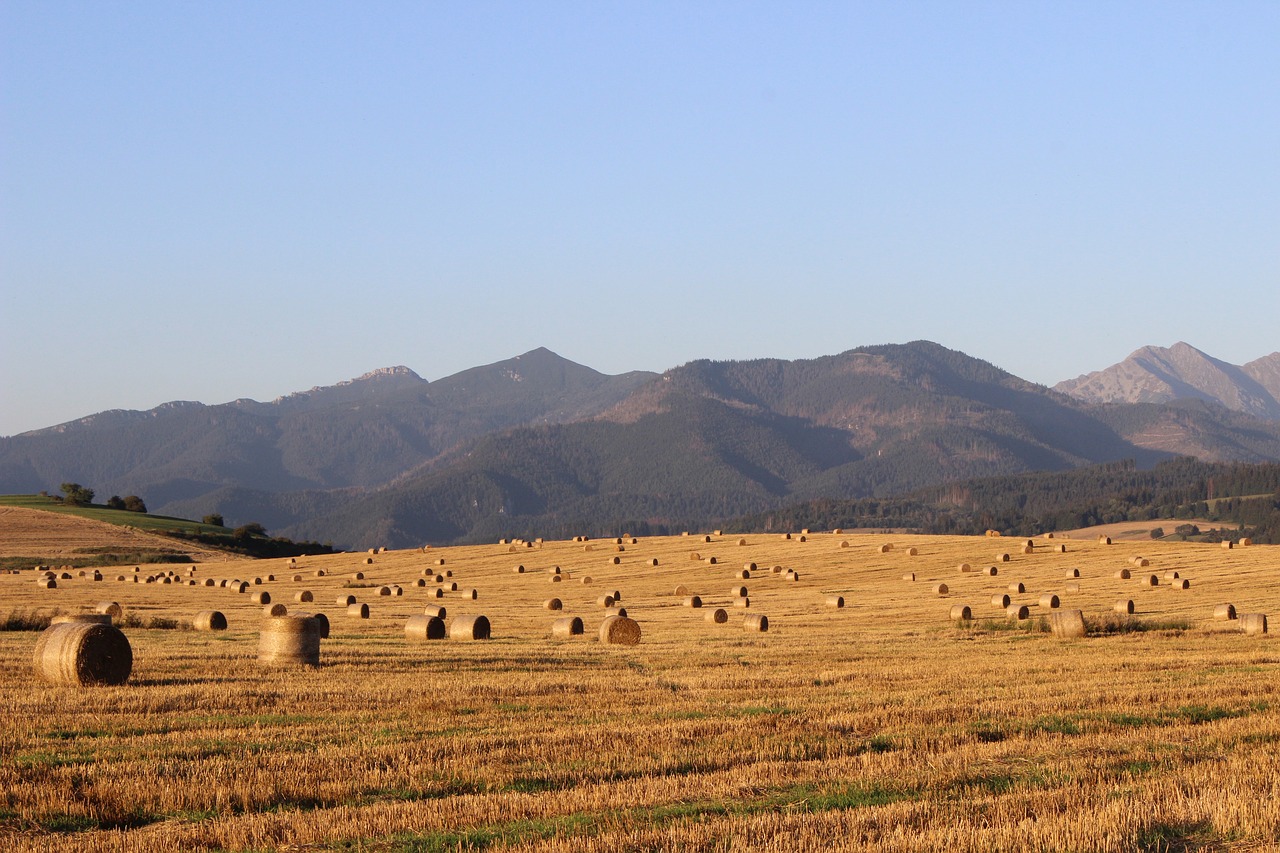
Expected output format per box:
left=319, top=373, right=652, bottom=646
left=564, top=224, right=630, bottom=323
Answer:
left=56, top=482, right=147, bottom=513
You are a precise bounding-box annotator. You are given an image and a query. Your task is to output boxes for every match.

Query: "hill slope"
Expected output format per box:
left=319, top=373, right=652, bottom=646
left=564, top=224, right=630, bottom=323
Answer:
left=1055, top=343, right=1280, bottom=420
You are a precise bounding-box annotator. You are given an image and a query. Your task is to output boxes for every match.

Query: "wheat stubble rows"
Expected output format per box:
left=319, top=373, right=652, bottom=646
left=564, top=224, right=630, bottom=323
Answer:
left=2, top=532, right=1278, bottom=851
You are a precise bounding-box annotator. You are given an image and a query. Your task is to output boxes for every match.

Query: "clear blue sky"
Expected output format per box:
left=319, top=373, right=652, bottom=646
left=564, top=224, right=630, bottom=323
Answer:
left=2, top=1, right=1277, bottom=437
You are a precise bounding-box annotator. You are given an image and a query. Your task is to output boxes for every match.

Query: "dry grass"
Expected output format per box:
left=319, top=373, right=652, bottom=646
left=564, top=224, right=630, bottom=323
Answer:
left=1, top=531, right=1279, bottom=851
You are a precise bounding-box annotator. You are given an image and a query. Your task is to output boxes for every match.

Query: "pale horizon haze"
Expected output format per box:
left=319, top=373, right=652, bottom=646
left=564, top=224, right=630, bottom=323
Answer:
left=2, top=2, right=1278, bottom=437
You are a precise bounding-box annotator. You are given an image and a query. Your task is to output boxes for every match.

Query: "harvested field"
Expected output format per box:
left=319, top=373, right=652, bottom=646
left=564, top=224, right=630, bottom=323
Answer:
left=1, top=531, right=1279, bottom=851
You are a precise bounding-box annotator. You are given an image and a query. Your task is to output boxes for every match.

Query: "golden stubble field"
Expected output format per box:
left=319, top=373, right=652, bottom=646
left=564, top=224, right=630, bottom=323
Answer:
left=2, top=530, right=1279, bottom=852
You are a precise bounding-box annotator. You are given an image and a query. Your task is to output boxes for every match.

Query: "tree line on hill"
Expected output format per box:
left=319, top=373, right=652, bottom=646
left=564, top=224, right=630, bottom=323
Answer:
left=726, top=458, right=1280, bottom=544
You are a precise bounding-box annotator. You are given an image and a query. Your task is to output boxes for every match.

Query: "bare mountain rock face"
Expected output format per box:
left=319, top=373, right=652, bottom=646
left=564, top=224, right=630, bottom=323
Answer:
left=1055, top=343, right=1280, bottom=421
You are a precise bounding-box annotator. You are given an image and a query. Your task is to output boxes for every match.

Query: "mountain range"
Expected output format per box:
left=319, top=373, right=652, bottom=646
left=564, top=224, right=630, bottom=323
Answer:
left=3, top=341, right=1279, bottom=549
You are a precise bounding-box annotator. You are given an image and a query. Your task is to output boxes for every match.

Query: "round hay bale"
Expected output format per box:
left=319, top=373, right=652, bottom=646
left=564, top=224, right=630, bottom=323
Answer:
left=234, top=582, right=250, bottom=594
left=513, top=565, right=525, bottom=574
left=448, top=582, right=459, bottom=592
left=609, top=589, right=622, bottom=601
left=597, top=595, right=615, bottom=608
left=1039, top=594, right=1060, bottom=609
left=933, top=583, right=949, bottom=596
left=95, top=602, right=122, bottom=619
left=730, top=585, right=748, bottom=598
left=52, top=614, right=112, bottom=626
left=610, top=556, right=621, bottom=565
left=1114, top=569, right=1131, bottom=580
left=253, top=577, right=264, bottom=585
left=450, top=615, right=491, bottom=640
left=1241, top=613, right=1267, bottom=635
left=263, top=603, right=287, bottom=617
left=1240, top=537, right=1253, bottom=547
left=414, top=578, right=427, bottom=587
left=376, top=586, right=391, bottom=596
left=1006, top=604, right=1030, bottom=620
left=352, top=572, right=365, bottom=580
left=423, top=605, right=446, bottom=619
left=461, top=588, right=477, bottom=599
left=347, top=603, right=369, bottom=619
left=203, top=578, right=215, bottom=587
left=314, top=569, right=325, bottom=577
left=544, top=598, right=563, bottom=611
left=1066, top=568, right=1080, bottom=578
left=1172, top=578, right=1190, bottom=590
left=257, top=615, right=320, bottom=666
left=1065, top=583, right=1080, bottom=594
left=1135, top=558, right=1150, bottom=568
left=902, top=572, right=916, bottom=582
left=704, top=556, right=718, bottom=565
left=581, top=576, right=593, bottom=585
left=703, top=535, right=712, bottom=543
left=905, top=546, right=918, bottom=556
left=798, top=535, right=808, bottom=542
left=737, top=538, right=747, bottom=546
left=782, top=533, right=792, bottom=541
left=1020, top=545, right=1033, bottom=555
left=548, top=575, right=562, bottom=584
left=771, top=565, right=784, bottom=574
left=648, top=558, right=659, bottom=567
left=743, top=561, right=757, bottom=571
left=1163, top=570, right=1180, bottom=580
left=825, top=595, right=844, bottom=608
left=1055, top=544, right=1067, bottom=553
left=1049, top=609, right=1087, bottom=638
left=251, top=591, right=271, bottom=605
left=684, top=595, right=703, bottom=608
left=436, top=557, right=447, bottom=565
left=292, top=574, right=303, bottom=583
left=1214, top=603, right=1237, bottom=621
left=997, top=553, right=1010, bottom=563
left=738, top=569, right=751, bottom=579
left=673, top=585, right=690, bottom=599
left=1142, top=575, right=1158, bottom=587
left=1222, top=540, right=1234, bottom=550
left=743, top=614, right=769, bottom=632
left=983, top=566, right=999, bottom=576
left=37, top=578, right=57, bottom=589
left=877, top=544, right=891, bottom=554
left=833, top=528, right=843, bottom=535
left=294, top=590, right=313, bottom=603
left=1098, top=536, right=1112, bottom=545
left=733, top=598, right=750, bottom=608
left=785, top=571, right=800, bottom=582
left=605, top=606, right=628, bottom=618
left=194, top=610, right=228, bottom=631
left=706, top=607, right=729, bottom=624
left=308, top=612, right=330, bottom=638
left=840, top=540, right=850, bottom=548
left=405, top=615, right=446, bottom=641
left=33, top=622, right=132, bottom=685
left=950, top=605, right=972, bottom=621
left=958, top=563, right=972, bottom=573
left=599, top=615, right=641, bottom=645
left=1114, top=599, right=1135, bottom=614
left=991, top=593, right=1011, bottom=608
left=549, top=565, right=562, bottom=575
left=552, top=616, right=584, bottom=637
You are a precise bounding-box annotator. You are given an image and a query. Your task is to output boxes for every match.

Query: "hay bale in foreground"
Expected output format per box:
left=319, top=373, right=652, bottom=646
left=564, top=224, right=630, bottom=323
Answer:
left=194, top=610, right=228, bottom=631
left=705, top=608, right=728, bottom=624
left=450, top=615, right=491, bottom=640
left=825, top=595, right=844, bottom=608
left=1049, top=609, right=1087, bottom=638
left=1241, top=613, right=1268, bottom=635
left=950, top=605, right=972, bottom=621
left=258, top=615, right=321, bottom=667
left=404, top=615, right=446, bottom=641
left=599, top=615, right=641, bottom=645
left=1214, top=603, right=1237, bottom=621
left=347, top=603, right=369, bottom=619
left=33, top=622, right=133, bottom=686
left=743, top=614, right=769, bottom=632
left=1114, top=599, right=1135, bottom=615
left=552, top=616, right=584, bottom=637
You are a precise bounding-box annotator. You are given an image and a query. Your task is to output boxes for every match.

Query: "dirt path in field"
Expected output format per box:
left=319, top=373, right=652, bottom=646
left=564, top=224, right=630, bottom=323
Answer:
left=0, top=506, right=245, bottom=563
